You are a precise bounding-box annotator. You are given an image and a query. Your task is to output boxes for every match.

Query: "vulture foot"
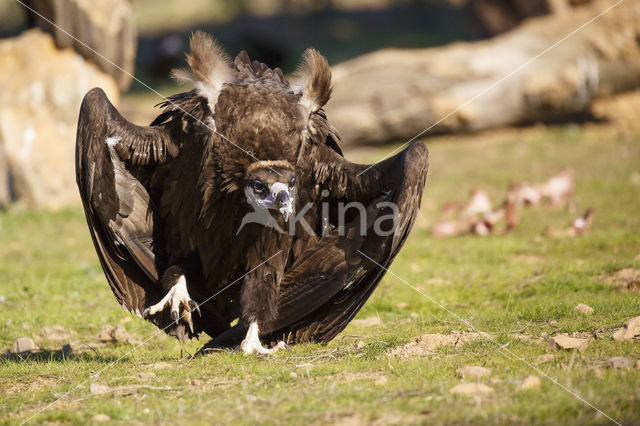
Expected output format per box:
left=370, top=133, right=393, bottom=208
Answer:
left=143, top=276, right=200, bottom=332
left=239, top=321, right=290, bottom=355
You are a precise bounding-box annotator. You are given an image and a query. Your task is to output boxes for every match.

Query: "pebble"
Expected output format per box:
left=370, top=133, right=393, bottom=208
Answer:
left=548, top=335, right=589, bottom=352
left=612, top=316, right=640, bottom=341
left=92, top=414, right=111, bottom=422
left=606, top=356, right=631, bottom=369
left=634, top=360, right=640, bottom=369
left=574, top=303, right=594, bottom=315
left=10, top=337, right=37, bottom=354
left=456, top=366, right=491, bottom=379
left=516, top=375, right=541, bottom=391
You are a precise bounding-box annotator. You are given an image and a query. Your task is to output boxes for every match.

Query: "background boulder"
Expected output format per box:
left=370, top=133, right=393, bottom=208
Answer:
left=0, top=29, right=119, bottom=209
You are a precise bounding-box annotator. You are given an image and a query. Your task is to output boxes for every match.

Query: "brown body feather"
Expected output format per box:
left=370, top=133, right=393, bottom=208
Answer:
left=75, top=32, right=428, bottom=346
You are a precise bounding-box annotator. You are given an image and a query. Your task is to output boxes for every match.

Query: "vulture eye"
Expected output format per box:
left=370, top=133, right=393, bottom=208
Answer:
left=289, top=177, right=296, bottom=188
left=252, top=180, right=266, bottom=195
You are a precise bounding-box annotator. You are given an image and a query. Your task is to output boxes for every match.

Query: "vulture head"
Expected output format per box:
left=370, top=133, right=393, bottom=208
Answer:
left=244, top=160, right=296, bottom=222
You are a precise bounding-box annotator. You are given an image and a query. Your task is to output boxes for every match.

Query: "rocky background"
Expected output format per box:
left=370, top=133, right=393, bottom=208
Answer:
left=0, top=0, right=638, bottom=208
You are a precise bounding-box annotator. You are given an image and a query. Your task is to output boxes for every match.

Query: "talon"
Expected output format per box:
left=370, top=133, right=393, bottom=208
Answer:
left=142, top=275, right=197, bottom=332
left=184, top=310, right=194, bottom=334
left=189, top=300, right=201, bottom=316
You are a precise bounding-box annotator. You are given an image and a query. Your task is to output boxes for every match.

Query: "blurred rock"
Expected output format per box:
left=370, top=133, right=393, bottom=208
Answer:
left=612, top=316, right=640, bottom=341
left=23, top=0, right=136, bottom=91
left=606, top=356, right=631, bottom=370
left=11, top=337, right=37, bottom=354
left=548, top=334, right=589, bottom=352
left=456, top=366, right=491, bottom=379
left=516, top=375, right=541, bottom=391
left=327, top=0, right=640, bottom=145
left=92, top=414, right=111, bottom=422
left=574, top=303, right=594, bottom=315
left=0, top=29, right=119, bottom=208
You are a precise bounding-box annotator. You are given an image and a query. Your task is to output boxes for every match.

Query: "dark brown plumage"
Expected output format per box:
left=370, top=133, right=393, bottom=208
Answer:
left=75, top=31, right=429, bottom=352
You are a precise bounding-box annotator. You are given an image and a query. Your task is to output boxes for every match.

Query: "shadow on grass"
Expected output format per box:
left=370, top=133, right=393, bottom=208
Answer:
left=1, top=349, right=126, bottom=364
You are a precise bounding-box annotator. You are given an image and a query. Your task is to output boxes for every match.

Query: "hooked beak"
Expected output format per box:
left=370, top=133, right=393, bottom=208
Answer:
left=269, top=182, right=294, bottom=221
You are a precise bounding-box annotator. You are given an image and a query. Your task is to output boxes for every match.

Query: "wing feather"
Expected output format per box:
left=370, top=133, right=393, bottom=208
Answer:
left=75, top=87, right=173, bottom=315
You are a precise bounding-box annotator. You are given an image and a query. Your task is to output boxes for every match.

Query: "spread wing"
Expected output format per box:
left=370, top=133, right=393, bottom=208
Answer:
left=200, top=140, right=428, bottom=349
left=264, top=140, right=429, bottom=344
left=75, top=88, right=177, bottom=319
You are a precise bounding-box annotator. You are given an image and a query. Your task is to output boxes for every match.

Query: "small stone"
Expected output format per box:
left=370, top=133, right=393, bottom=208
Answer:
left=456, top=366, right=491, bottom=379
left=396, top=302, right=409, bottom=309
left=92, top=414, right=111, bottom=422
left=289, top=372, right=298, bottom=379
left=606, top=356, right=631, bottom=369
left=634, top=360, right=640, bottom=369
left=410, top=312, right=419, bottom=319
left=375, top=376, right=388, bottom=386
left=10, top=337, right=37, bottom=354
left=90, top=383, right=112, bottom=395
left=548, top=334, right=589, bottom=352
left=516, top=375, right=541, bottom=391
left=612, top=316, right=640, bottom=341
left=190, top=378, right=202, bottom=386
left=356, top=340, right=366, bottom=349
left=450, top=383, right=494, bottom=396
left=574, top=303, right=594, bottom=315
left=534, top=354, right=556, bottom=364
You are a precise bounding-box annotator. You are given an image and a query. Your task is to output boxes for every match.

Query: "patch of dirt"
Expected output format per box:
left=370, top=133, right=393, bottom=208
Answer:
left=604, top=268, right=640, bottom=292
left=387, top=332, right=489, bottom=358
left=0, top=375, right=61, bottom=394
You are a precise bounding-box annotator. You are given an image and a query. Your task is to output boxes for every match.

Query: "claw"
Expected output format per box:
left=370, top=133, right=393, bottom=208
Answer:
left=189, top=300, right=201, bottom=317
left=184, top=310, right=194, bottom=334
left=142, top=275, right=197, bottom=333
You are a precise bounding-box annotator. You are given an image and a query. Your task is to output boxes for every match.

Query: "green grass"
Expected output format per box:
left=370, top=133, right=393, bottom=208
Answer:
left=1, top=123, right=639, bottom=424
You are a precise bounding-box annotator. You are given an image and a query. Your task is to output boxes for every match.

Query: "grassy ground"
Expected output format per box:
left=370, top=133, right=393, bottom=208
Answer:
left=0, top=122, right=639, bottom=425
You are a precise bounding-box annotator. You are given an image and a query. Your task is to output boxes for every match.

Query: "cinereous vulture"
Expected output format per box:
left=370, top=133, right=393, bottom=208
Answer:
left=76, top=31, right=428, bottom=354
